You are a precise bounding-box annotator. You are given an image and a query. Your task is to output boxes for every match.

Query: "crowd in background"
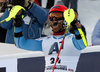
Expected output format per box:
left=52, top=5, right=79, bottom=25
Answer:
left=0, top=0, right=100, bottom=72
left=0, top=0, right=79, bottom=44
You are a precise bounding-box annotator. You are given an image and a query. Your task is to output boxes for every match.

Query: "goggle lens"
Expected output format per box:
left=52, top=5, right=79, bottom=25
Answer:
left=49, top=12, right=64, bottom=21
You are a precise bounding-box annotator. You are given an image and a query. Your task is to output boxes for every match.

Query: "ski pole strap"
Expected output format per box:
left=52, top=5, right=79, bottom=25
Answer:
left=64, top=24, right=70, bottom=36
left=0, top=20, right=6, bottom=24
left=78, top=28, right=88, bottom=47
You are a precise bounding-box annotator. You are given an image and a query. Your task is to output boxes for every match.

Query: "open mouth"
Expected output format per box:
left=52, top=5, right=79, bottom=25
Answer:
left=53, top=23, right=58, bottom=26
left=52, top=23, right=58, bottom=29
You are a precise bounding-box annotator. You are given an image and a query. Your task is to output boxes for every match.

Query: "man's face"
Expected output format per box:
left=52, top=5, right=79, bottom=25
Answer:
left=49, top=12, right=64, bottom=33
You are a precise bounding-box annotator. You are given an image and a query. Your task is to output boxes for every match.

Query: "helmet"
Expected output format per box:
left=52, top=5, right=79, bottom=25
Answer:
left=49, top=5, right=68, bottom=14
left=49, top=5, right=68, bottom=21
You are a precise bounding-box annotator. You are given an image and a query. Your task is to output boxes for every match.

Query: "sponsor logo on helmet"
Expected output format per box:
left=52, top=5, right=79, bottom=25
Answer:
left=52, top=6, right=60, bottom=9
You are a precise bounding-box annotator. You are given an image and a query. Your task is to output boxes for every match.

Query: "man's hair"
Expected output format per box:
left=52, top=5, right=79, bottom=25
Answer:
left=74, top=9, right=78, bottom=15
left=0, top=0, right=7, bottom=3
left=9, top=0, right=26, bottom=7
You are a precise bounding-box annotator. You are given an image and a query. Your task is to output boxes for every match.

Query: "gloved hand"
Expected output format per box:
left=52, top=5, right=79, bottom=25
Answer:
left=70, top=19, right=78, bottom=30
left=25, top=1, right=33, bottom=10
left=69, top=19, right=79, bottom=34
left=13, top=9, right=25, bottom=27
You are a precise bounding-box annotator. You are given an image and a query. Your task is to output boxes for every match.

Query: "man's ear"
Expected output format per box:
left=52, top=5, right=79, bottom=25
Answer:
left=74, top=12, right=78, bottom=19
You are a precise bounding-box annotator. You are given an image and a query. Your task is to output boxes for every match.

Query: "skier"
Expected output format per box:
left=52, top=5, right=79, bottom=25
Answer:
left=13, top=5, right=87, bottom=72
left=0, top=0, right=48, bottom=44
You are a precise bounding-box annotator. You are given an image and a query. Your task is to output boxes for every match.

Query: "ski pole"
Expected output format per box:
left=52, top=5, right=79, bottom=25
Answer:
left=52, top=9, right=75, bottom=72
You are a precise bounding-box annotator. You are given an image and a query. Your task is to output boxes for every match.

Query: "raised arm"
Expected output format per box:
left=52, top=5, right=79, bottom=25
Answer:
left=23, top=2, right=48, bottom=39
left=14, top=26, right=42, bottom=51
left=71, top=20, right=88, bottom=50
left=0, top=9, right=13, bottom=29
left=27, top=2, right=48, bottom=25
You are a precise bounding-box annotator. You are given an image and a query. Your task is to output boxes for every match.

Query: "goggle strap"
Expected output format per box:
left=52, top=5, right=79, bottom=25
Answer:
left=50, top=17, right=64, bottom=21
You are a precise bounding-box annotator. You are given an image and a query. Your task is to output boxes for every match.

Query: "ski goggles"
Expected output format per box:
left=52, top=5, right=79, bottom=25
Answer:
left=51, top=20, right=64, bottom=27
left=49, top=12, right=64, bottom=21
